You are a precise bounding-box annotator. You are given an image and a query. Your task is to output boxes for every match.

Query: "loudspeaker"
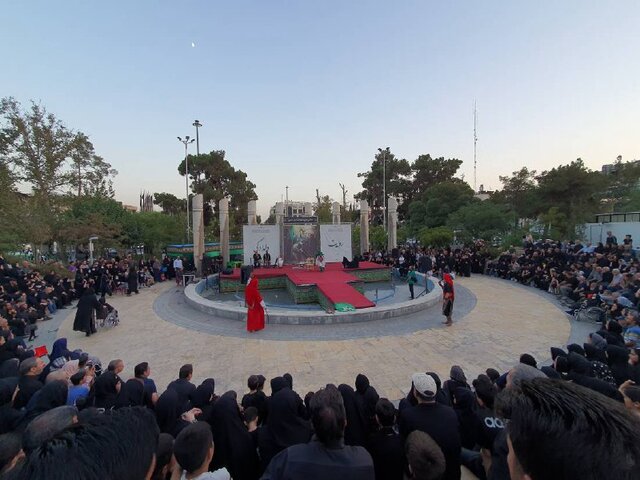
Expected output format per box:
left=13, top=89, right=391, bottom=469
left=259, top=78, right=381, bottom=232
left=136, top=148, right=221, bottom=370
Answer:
left=241, top=265, right=254, bottom=285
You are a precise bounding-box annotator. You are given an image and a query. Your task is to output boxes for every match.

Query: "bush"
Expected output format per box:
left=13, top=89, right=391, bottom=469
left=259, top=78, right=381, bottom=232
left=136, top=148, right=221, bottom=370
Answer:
left=418, top=227, right=454, bottom=248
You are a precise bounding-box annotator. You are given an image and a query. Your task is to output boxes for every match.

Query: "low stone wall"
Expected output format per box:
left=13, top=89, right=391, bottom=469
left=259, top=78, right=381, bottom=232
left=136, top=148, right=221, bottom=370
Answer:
left=185, top=274, right=442, bottom=325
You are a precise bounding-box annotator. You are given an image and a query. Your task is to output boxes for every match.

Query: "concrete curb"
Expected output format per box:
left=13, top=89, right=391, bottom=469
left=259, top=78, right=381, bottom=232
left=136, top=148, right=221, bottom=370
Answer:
left=184, top=274, right=442, bottom=325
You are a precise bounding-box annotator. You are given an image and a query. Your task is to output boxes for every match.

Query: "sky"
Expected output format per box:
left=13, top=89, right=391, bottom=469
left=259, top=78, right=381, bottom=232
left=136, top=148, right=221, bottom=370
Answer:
left=1, top=1, right=639, bottom=218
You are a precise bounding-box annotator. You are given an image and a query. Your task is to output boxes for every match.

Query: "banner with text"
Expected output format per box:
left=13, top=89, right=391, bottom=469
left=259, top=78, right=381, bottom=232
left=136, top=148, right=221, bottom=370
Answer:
left=320, top=224, right=352, bottom=262
left=242, top=225, right=280, bottom=265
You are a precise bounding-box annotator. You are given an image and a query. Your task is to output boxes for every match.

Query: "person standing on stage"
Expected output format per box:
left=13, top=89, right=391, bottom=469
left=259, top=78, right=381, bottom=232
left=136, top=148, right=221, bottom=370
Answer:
left=439, top=272, right=454, bottom=326
left=245, top=274, right=266, bottom=332
left=263, top=249, right=272, bottom=268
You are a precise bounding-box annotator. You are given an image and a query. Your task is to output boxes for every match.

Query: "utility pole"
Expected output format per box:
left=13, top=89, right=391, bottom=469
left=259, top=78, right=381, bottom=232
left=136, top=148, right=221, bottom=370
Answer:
left=177, top=136, right=195, bottom=242
left=473, top=102, right=478, bottom=193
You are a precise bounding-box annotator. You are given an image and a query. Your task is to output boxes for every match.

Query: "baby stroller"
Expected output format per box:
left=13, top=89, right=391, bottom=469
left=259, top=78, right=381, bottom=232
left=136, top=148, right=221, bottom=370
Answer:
left=96, top=299, right=120, bottom=329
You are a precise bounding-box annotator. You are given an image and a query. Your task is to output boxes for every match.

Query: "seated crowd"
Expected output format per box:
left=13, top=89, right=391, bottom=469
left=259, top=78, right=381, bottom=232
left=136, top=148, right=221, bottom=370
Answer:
left=1, top=316, right=639, bottom=479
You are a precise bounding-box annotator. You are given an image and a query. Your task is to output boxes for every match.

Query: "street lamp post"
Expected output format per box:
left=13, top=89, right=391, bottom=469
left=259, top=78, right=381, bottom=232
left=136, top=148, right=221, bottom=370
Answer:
left=378, top=147, right=389, bottom=235
left=88, top=236, right=99, bottom=265
left=177, top=136, right=195, bottom=242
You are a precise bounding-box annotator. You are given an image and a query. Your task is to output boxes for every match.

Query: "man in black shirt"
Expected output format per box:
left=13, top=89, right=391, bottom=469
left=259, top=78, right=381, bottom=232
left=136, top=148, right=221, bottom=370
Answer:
left=367, top=398, right=404, bottom=480
left=399, top=372, right=461, bottom=480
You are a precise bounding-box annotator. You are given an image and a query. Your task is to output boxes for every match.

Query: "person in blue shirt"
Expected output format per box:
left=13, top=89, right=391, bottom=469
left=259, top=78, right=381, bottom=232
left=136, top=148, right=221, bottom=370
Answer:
left=67, top=369, right=90, bottom=406
left=135, top=361, right=158, bottom=405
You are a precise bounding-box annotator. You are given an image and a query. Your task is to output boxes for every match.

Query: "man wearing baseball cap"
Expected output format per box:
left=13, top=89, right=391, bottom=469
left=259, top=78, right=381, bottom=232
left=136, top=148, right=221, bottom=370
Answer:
left=399, top=372, right=461, bottom=480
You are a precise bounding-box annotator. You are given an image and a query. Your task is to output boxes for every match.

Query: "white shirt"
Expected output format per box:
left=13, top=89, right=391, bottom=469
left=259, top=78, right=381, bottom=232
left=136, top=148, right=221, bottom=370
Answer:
left=173, top=258, right=184, bottom=270
left=180, top=468, right=231, bottom=480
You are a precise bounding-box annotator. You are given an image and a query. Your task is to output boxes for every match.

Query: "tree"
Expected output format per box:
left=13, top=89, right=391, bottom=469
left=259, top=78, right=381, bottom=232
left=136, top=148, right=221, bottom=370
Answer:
left=369, top=225, right=387, bottom=250
left=356, top=149, right=412, bottom=224
left=421, top=182, right=475, bottom=228
left=411, top=154, right=463, bottom=195
left=179, top=150, right=257, bottom=238
left=418, top=226, right=454, bottom=248
left=446, top=201, right=513, bottom=241
left=494, top=167, right=539, bottom=224
left=603, top=159, right=640, bottom=212
left=535, top=159, right=607, bottom=237
left=67, top=132, right=117, bottom=198
left=314, top=195, right=333, bottom=223
left=153, top=192, right=186, bottom=215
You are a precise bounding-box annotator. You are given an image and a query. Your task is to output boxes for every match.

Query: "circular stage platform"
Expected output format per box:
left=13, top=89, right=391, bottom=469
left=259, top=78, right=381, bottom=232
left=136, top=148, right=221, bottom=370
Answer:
left=154, top=281, right=475, bottom=340
left=184, top=262, right=446, bottom=325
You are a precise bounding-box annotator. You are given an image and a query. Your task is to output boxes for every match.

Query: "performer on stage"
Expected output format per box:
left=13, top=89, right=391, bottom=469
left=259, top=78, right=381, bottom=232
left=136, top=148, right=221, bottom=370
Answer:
left=245, top=274, right=266, bottom=332
left=439, top=272, right=454, bottom=326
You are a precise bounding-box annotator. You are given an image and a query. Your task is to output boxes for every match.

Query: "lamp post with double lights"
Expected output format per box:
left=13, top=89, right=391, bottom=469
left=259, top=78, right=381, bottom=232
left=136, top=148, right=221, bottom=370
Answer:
left=177, top=136, right=195, bottom=242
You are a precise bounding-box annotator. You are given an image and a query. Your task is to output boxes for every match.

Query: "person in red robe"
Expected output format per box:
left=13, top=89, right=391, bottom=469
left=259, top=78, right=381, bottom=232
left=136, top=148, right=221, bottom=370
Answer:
left=245, top=275, right=265, bottom=332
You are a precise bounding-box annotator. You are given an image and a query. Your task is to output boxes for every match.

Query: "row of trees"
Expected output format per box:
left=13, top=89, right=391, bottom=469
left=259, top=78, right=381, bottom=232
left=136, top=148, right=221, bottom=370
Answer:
left=0, top=98, right=186, bottom=257
left=355, top=148, right=640, bottom=248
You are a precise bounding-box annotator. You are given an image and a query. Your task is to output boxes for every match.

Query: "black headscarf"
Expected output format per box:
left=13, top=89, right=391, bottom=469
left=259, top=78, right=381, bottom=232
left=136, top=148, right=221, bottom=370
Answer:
left=452, top=386, right=478, bottom=450
left=270, top=376, right=286, bottom=395
left=209, top=391, right=259, bottom=480
left=584, top=343, right=608, bottom=363
left=155, top=389, right=188, bottom=437
left=607, top=345, right=631, bottom=386
left=266, top=386, right=312, bottom=448
left=92, top=371, right=120, bottom=409
left=114, top=379, right=145, bottom=409
left=22, top=380, right=68, bottom=425
left=354, top=374, right=379, bottom=431
left=338, top=384, right=368, bottom=447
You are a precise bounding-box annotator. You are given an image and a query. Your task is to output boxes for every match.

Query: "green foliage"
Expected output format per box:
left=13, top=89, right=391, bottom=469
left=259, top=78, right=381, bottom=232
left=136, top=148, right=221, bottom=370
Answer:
left=153, top=192, right=186, bottom=215
left=314, top=195, right=333, bottom=223
left=447, top=201, right=513, bottom=241
left=535, top=159, right=606, bottom=237
left=411, top=154, right=463, bottom=195
left=418, top=226, right=453, bottom=248
left=422, top=182, right=475, bottom=229
left=352, top=224, right=360, bottom=253
left=0, top=98, right=116, bottom=201
left=369, top=225, right=387, bottom=250
left=356, top=148, right=412, bottom=222
left=494, top=167, right=538, bottom=224
left=180, top=149, right=257, bottom=238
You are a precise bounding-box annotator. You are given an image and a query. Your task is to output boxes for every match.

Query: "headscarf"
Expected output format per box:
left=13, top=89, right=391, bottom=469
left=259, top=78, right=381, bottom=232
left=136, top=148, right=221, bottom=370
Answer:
left=209, top=391, right=259, bottom=480
left=282, top=373, right=293, bottom=390
left=443, top=273, right=454, bottom=299
left=92, top=371, right=120, bottom=409
left=584, top=343, right=608, bottom=364
left=155, top=389, right=183, bottom=436
left=245, top=277, right=262, bottom=309
left=338, top=384, right=368, bottom=447
left=450, top=366, right=467, bottom=384
left=266, top=386, right=312, bottom=449
left=49, top=338, right=71, bottom=363
left=270, top=376, right=286, bottom=395
left=191, top=381, right=215, bottom=409
left=22, top=380, right=68, bottom=424
left=607, top=345, right=631, bottom=386
left=114, top=379, right=145, bottom=409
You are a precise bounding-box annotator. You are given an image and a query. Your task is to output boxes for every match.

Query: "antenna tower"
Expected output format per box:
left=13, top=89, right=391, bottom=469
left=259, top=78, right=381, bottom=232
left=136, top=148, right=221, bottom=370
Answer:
left=473, top=101, right=478, bottom=193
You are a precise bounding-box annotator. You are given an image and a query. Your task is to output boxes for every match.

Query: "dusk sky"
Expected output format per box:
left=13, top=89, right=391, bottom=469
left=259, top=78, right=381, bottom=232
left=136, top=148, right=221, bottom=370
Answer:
left=1, top=1, right=638, bottom=217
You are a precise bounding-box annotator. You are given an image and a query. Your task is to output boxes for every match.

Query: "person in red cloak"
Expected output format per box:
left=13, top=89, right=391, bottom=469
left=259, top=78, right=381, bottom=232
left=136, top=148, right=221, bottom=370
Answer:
left=439, top=272, right=455, bottom=326
left=245, top=274, right=265, bottom=332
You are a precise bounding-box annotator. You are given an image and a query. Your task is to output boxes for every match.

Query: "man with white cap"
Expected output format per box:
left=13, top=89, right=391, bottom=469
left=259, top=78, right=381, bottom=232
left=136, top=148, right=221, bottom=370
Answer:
left=399, top=372, right=461, bottom=480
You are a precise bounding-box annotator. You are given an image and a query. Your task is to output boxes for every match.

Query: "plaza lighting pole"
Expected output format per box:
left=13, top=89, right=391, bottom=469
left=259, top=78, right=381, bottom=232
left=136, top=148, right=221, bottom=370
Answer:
left=192, top=120, right=202, bottom=157
left=178, top=136, right=195, bottom=243
left=378, top=147, right=389, bottom=236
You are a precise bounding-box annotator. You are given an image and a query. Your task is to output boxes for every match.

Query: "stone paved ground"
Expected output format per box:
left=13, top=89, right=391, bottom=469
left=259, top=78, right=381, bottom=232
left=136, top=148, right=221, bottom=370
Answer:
left=56, top=275, right=571, bottom=401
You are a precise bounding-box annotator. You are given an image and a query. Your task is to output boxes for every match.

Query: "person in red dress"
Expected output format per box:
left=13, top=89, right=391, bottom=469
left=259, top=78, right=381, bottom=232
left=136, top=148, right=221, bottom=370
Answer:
left=245, top=274, right=265, bottom=332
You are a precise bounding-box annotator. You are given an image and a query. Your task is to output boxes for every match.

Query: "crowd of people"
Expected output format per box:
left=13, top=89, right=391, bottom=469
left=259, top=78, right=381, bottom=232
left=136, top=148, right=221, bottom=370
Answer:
left=0, top=320, right=639, bottom=479
left=0, top=233, right=639, bottom=479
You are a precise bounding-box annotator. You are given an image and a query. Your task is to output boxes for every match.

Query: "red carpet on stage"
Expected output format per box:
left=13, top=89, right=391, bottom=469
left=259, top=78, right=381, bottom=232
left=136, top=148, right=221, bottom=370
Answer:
left=221, top=262, right=383, bottom=309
